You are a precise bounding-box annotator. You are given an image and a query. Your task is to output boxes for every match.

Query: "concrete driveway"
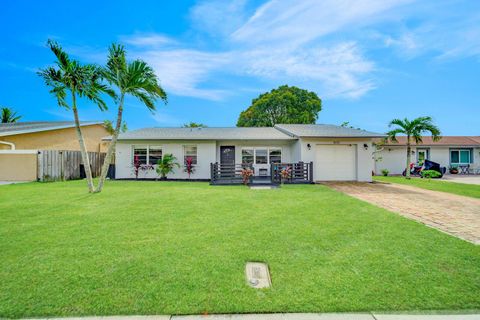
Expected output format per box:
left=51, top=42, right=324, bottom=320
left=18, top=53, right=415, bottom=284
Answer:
left=443, top=175, right=480, bottom=185
left=325, top=181, right=480, bottom=244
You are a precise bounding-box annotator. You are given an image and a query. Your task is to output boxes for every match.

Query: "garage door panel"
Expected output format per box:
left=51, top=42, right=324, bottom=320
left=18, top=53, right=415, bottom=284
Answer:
left=315, top=144, right=356, bottom=181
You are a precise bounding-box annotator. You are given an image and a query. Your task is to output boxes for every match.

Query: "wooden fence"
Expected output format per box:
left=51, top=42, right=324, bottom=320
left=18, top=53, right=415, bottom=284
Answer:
left=37, top=150, right=106, bottom=182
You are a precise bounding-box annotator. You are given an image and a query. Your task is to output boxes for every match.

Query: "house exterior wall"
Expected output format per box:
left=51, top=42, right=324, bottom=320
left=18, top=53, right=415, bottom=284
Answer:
left=115, top=140, right=217, bottom=179
left=0, top=124, right=108, bottom=152
left=298, top=138, right=374, bottom=182
left=0, top=151, right=37, bottom=181
left=115, top=138, right=376, bottom=181
left=375, top=146, right=480, bottom=175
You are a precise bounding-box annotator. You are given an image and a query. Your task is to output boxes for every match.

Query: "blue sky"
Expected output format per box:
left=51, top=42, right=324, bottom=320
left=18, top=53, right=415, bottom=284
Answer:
left=1, top=0, right=479, bottom=135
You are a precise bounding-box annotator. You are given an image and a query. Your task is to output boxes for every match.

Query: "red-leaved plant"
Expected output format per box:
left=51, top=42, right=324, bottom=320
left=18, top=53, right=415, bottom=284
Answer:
left=241, top=168, right=254, bottom=185
left=132, top=155, right=154, bottom=179
left=184, top=156, right=195, bottom=179
left=133, top=155, right=141, bottom=179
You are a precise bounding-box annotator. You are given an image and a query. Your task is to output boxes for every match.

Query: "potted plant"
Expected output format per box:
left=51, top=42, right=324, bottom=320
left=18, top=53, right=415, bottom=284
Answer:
left=280, top=166, right=291, bottom=184
left=156, top=154, right=180, bottom=180
left=449, top=166, right=459, bottom=174
left=241, top=167, right=254, bottom=185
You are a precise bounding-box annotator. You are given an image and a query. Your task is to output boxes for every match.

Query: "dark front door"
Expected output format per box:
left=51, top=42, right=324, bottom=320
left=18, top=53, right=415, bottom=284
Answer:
left=220, top=146, right=235, bottom=164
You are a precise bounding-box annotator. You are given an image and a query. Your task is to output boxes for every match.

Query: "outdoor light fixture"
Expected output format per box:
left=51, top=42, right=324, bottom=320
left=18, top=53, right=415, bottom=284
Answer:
left=307, top=143, right=311, bottom=150
left=363, top=143, right=368, bottom=150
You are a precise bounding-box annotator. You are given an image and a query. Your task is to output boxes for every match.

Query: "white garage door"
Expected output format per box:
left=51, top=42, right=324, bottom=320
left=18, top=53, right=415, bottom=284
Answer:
left=315, top=144, right=357, bottom=181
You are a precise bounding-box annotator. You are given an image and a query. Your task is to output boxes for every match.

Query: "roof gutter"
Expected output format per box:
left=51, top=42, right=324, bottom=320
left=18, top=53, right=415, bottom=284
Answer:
left=0, top=140, right=15, bottom=150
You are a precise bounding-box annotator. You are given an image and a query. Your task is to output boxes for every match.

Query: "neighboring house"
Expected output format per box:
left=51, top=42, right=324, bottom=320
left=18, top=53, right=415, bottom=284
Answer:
left=112, top=124, right=384, bottom=182
left=0, top=121, right=108, bottom=151
left=0, top=121, right=109, bottom=181
left=374, top=136, right=480, bottom=175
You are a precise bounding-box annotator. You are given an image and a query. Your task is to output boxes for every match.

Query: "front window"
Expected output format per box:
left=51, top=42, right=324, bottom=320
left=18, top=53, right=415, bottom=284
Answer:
left=255, top=149, right=268, bottom=164
left=184, top=145, right=197, bottom=164
left=149, top=146, right=163, bottom=165
left=242, top=149, right=254, bottom=164
left=450, top=149, right=471, bottom=165
left=417, top=149, right=429, bottom=165
left=269, top=148, right=282, bottom=163
left=133, top=146, right=147, bottom=165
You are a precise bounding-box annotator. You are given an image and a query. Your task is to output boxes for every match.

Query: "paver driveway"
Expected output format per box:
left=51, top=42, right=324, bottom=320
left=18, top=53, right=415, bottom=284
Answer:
left=325, top=181, right=480, bottom=244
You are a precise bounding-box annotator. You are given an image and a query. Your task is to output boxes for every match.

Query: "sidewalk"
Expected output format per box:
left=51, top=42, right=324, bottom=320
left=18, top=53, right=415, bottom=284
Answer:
left=30, top=313, right=480, bottom=320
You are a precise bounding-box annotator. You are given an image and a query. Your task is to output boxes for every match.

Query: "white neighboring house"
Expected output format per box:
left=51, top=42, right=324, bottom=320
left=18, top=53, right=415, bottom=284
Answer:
left=374, top=136, right=480, bottom=175
left=110, top=124, right=384, bottom=182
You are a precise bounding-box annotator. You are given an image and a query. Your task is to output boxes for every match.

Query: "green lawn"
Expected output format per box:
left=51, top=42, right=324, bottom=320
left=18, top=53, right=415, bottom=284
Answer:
left=1, top=181, right=479, bottom=318
left=374, top=176, right=480, bottom=199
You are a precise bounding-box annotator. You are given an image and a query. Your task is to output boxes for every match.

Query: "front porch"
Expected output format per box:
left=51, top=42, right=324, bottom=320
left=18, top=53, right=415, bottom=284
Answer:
left=210, top=162, right=314, bottom=185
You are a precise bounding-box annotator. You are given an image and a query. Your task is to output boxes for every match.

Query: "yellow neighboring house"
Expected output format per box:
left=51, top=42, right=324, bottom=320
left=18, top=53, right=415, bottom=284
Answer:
left=0, top=121, right=109, bottom=181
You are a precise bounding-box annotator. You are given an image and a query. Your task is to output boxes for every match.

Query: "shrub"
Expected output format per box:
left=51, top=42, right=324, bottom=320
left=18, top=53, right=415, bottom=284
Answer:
left=156, top=154, right=180, bottom=180
left=381, top=169, right=389, bottom=176
left=184, top=156, right=195, bottom=179
left=421, top=170, right=442, bottom=179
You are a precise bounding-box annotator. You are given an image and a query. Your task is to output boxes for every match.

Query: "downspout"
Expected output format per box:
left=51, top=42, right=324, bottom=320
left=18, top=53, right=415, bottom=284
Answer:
left=0, top=140, right=15, bottom=150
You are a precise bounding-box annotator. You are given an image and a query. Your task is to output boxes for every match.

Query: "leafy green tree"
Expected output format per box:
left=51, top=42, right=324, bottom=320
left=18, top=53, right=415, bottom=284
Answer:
left=237, top=85, right=322, bottom=127
left=183, top=122, right=207, bottom=128
left=38, top=40, right=115, bottom=192
left=95, top=44, right=167, bottom=193
left=103, top=119, right=127, bottom=135
left=156, top=154, right=180, bottom=180
left=1, top=107, right=22, bottom=123
left=385, top=116, right=441, bottom=179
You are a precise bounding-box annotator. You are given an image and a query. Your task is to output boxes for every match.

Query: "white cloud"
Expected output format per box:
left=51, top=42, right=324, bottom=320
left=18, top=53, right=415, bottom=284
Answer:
left=231, top=0, right=414, bottom=47
left=150, top=111, right=183, bottom=126
left=189, top=0, right=248, bottom=37
left=121, top=34, right=177, bottom=47
left=121, top=0, right=480, bottom=101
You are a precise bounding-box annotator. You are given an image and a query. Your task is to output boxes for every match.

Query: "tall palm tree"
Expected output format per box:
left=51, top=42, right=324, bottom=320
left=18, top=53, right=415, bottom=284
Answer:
left=95, top=44, right=167, bottom=192
left=386, top=116, right=441, bottom=179
left=1, top=107, right=22, bottom=123
left=38, top=40, right=115, bottom=192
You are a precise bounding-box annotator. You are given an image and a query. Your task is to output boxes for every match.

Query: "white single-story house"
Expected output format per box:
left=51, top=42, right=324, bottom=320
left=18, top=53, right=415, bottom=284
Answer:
left=112, top=124, right=384, bottom=183
left=374, top=136, right=480, bottom=175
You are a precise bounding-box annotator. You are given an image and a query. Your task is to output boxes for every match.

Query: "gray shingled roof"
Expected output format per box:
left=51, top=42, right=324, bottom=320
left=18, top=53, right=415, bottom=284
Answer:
left=0, top=121, right=102, bottom=136
left=116, top=127, right=295, bottom=140
left=275, top=124, right=385, bottom=138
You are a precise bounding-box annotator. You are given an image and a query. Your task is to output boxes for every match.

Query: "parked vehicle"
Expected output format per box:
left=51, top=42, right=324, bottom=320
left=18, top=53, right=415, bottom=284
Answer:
left=403, top=159, right=446, bottom=178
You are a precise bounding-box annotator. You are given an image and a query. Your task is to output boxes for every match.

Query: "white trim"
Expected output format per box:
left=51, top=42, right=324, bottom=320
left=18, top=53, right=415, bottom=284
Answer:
left=0, top=149, right=37, bottom=154
left=0, top=140, right=15, bottom=150
left=0, top=122, right=103, bottom=137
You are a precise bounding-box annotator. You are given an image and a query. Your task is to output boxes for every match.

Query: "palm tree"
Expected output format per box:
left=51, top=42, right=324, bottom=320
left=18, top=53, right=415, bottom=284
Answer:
left=38, top=40, right=115, bottom=192
left=156, top=154, right=180, bottom=180
left=385, top=116, right=441, bottom=179
left=95, top=44, right=167, bottom=192
left=183, top=122, right=207, bottom=128
left=1, top=107, right=22, bottom=123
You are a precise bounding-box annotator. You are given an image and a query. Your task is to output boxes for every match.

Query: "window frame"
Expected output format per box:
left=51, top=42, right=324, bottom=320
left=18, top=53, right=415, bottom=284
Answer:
left=241, top=147, right=283, bottom=165
left=148, top=146, right=163, bottom=165
left=183, top=145, right=198, bottom=165
left=450, top=148, right=472, bottom=165
left=132, top=145, right=163, bottom=165
left=241, top=148, right=254, bottom=165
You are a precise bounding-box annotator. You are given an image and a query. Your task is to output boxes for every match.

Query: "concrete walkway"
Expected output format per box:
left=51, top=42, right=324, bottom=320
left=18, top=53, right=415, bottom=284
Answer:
left=28, top=313, right=480, bottom=320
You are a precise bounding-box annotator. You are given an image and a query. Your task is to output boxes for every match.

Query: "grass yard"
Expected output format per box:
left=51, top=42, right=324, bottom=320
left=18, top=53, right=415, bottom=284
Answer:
left=0, top=181, right=479, bottom=318
left=374, top=176, right=480, bottom=199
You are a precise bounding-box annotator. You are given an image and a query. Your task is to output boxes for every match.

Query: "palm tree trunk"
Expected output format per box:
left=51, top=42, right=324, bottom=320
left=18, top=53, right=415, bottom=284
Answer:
left=71, top=92, right=95, bottom=192
left=95, top=93, right=124, bottom=193
left=405, top=136, right=412, bottom=179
